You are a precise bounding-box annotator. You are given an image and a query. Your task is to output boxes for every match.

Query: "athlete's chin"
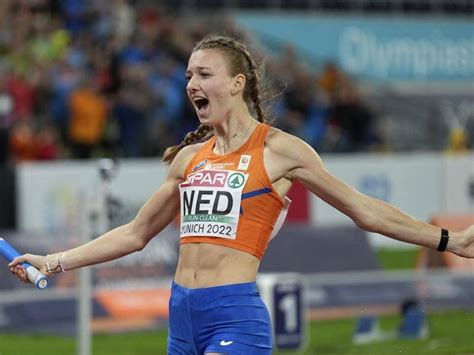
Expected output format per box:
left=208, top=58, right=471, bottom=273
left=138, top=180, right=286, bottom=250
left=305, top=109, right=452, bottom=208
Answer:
left=197, top=114, right=217, bottom=126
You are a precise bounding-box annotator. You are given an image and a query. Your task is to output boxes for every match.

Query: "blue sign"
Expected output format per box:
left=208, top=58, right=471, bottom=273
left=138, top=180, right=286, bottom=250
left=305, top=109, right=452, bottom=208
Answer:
left=273, top=281, right=305, bottom=349
left=236, top=13, right=474, bottom=81
left=358, top=174, right=391, bottom=202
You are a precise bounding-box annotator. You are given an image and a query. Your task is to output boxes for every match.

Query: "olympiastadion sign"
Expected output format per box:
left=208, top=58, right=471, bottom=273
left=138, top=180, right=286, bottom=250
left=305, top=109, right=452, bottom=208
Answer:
left=339, top=27, right=474, bottom=80
left=237, top=13, right=474, bottom=81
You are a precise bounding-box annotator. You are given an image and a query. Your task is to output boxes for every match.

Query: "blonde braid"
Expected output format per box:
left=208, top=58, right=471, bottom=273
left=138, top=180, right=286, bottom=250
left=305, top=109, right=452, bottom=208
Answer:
left=246, top=57, right=265, bottom=123
left=225, top=39, right=265, bottom=123
left=162, top=125, right=213, bottom=164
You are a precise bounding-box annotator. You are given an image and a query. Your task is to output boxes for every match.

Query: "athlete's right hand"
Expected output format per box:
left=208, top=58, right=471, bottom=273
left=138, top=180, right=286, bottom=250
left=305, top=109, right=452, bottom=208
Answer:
left=9, top=254, right=48, bottom=283
left=454, top=225, right=474, bottom=258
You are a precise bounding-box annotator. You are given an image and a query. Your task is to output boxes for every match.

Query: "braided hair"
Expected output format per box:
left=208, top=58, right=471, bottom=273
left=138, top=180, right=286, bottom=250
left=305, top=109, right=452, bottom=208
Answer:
left=162, top=34, right=266, bottom=163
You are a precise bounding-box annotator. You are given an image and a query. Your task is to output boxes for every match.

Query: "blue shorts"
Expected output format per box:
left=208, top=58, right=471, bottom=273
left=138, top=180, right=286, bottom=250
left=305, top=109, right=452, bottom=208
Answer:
left=167, top=281, right=272, bottom=354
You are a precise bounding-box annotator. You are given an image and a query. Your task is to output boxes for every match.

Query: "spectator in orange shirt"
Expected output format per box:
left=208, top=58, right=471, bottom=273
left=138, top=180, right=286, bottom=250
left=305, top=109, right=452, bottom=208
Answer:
left=318, top=60, right=346, bottom=102
left=68, top=73, right=108, bottom=159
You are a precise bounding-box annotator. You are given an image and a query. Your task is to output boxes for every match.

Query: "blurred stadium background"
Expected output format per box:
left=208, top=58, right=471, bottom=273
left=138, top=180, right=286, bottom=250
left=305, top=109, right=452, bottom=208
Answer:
left=0, top=0, right=473, bottom=354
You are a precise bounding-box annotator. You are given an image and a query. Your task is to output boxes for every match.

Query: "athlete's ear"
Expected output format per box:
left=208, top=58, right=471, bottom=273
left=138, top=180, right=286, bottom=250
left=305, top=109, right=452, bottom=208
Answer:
left=231, top=73, right=246, bottom=96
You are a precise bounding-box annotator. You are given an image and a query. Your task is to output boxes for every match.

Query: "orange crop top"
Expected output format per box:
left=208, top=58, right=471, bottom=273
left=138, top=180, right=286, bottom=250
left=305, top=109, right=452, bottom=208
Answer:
left=178, top=123, right=284, bottom=260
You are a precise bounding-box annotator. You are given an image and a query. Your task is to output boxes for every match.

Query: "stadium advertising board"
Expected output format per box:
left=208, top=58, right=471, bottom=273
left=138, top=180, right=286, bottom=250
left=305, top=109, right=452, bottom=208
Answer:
left=236, top=13, right=474, bottom=81
left=310, top=153, right=443, bottom=247
left=17, top=160, right=167, bottom=232
left=310, top=153, right=442, bottom=225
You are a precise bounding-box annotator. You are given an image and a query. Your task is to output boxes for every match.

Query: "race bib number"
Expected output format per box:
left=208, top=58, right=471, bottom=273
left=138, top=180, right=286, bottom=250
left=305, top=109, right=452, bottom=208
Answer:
left=179, top=169, right=249, bottom=239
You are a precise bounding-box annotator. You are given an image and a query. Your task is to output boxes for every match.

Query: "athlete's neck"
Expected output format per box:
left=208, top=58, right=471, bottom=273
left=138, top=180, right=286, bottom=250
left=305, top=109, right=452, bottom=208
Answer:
left=213, top=116, right=258, bottom=155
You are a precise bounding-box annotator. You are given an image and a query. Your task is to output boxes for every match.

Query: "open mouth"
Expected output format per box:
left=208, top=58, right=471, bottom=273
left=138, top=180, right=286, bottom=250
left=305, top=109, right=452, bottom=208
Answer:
left=193, top=97, right=209, bottom=115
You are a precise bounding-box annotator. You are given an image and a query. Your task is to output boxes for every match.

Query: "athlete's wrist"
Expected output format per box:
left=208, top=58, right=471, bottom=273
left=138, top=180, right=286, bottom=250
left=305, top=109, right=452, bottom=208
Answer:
left=445, top=230, right=462, bottom=254
left=45, top=252, right=66, bottom=275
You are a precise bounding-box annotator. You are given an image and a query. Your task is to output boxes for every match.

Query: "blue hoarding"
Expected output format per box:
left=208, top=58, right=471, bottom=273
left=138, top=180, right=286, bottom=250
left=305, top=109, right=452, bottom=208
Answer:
left=236, top=13, right=474, bottom=82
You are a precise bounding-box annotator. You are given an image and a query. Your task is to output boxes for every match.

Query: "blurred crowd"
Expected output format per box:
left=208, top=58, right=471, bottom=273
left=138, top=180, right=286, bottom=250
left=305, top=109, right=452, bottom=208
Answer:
left=0, top=0, right=384, bottom=166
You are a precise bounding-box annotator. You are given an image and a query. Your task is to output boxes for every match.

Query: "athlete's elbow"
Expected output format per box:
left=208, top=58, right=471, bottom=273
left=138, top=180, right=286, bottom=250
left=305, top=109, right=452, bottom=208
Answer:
left=125, top=222, right=150, bottom=252
left=132, top=236, right=148, bottom=252
left=353, top=212, right=380, bottom=233
left=351, top=196, right=385, bottom=233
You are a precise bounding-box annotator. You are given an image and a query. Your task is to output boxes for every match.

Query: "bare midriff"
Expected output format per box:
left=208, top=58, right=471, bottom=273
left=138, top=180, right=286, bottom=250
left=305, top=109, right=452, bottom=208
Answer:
left=174, top=242, right=260, bottom=288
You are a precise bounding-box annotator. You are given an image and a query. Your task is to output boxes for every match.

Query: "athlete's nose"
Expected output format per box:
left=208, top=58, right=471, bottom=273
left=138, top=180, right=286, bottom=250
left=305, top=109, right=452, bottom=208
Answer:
left=186, top=76, right=199, bottom=93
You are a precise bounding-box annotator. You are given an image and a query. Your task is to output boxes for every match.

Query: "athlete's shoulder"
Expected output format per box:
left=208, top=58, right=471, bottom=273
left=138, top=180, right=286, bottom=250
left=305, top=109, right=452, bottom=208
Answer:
left=181, top=142, right=206, bottom=157
left=168, top=142, right=206, bottom=180
left=264, top=125, right=321, bottom=175
left=265, top=125, right=308, bottom=154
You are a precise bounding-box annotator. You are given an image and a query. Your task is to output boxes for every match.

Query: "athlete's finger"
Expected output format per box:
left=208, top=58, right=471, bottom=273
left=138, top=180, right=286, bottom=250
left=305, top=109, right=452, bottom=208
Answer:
left=8, top=254, right=28, bottom=267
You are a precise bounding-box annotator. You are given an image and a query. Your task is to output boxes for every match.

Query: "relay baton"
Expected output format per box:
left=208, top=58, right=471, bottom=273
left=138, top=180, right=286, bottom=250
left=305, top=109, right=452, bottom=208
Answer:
left=0, top=237, right=48, bottom=289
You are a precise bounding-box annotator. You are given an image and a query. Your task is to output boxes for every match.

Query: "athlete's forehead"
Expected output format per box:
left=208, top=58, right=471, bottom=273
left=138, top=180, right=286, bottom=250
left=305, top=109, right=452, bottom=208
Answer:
left=186, top=48, right=229, bottom=73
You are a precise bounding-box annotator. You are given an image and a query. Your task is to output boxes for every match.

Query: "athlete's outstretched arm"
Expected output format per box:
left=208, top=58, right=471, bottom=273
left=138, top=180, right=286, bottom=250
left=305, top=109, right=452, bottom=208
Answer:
left=9, top=146, right=198, bottom=278
left=268, top=131, right=474, bottom=258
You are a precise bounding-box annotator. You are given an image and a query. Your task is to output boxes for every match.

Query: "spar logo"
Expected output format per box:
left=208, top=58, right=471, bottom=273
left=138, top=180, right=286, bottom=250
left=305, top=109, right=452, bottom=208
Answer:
left=228, top=173, right=245, bottom=189
left=181, top=170, right=228, bottom=187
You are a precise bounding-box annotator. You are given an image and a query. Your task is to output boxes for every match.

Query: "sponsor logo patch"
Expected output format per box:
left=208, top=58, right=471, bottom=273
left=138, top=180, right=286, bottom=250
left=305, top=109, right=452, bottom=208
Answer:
left=238, top=155, right=251, bottom=170
left=193, top=160, right=208, bottom=172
